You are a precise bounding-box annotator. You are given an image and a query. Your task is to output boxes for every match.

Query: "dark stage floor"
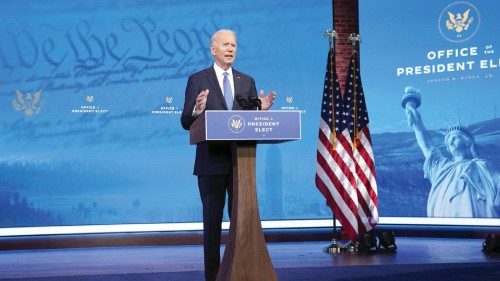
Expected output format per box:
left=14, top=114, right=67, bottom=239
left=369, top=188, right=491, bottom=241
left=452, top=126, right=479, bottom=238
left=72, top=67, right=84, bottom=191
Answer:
left=0, top=237, right=499, bottom=280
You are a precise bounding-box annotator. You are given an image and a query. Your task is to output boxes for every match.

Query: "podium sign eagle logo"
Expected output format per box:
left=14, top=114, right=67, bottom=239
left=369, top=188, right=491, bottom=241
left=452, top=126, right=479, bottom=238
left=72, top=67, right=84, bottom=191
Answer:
left=12, top=90, right=44, bottom=116
left=228, top=115, right=245, bottom=133
left=438, top=2, right=480, bottom=42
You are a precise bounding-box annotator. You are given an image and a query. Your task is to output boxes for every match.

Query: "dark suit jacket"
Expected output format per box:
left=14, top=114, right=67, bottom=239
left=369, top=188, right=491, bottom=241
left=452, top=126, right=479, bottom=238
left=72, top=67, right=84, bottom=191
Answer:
left=181, top=66, right=258, bottom=176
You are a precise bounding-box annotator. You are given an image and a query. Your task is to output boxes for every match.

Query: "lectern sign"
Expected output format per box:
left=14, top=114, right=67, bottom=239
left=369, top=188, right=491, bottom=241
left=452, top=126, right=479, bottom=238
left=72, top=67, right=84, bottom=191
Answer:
left=205, top=110, right=301, bottom=140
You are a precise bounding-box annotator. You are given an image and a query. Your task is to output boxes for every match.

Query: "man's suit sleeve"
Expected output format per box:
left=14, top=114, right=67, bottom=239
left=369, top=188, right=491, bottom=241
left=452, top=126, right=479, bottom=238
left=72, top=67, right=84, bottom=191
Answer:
left=181, top=75, right=198, bottom=130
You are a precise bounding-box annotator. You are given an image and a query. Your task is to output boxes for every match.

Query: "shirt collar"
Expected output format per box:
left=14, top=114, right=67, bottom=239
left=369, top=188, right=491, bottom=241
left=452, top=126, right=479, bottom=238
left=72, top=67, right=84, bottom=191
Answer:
left=213, top=63, right=233, bottom=77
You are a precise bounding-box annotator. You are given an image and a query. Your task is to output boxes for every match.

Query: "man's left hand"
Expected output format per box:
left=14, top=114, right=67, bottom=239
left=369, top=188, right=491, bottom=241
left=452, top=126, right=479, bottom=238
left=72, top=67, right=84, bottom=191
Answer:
left=258, top=90, right=276, bottom=111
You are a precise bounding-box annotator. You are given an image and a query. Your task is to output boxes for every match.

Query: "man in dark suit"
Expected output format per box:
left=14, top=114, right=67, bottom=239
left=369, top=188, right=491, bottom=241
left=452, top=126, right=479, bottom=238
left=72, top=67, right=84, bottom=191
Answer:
left=180, top=29, right=275, bottom=281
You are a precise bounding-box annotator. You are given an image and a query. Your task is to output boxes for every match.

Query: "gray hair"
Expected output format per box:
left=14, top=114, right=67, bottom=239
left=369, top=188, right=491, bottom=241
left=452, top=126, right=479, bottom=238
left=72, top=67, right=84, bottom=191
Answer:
left=210, top=29, right=237, bottom=46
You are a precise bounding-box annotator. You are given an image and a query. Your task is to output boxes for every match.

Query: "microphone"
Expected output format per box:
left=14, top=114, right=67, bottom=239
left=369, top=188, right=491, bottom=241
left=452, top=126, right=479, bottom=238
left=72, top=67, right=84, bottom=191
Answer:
left=235, top=95, right=249, bottom=109
left=248, top=96, right=262, bottom=110
left=235, top=95, right=261, bottom=110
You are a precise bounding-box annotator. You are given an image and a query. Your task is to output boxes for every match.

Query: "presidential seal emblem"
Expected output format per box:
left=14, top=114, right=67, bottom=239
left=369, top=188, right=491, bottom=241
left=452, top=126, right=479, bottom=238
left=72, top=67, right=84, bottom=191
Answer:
left=438, top=1, right=480, bottom=43
left=12, top=90, right=44, bottom=116
left=228, top=115, right=245, bottom=133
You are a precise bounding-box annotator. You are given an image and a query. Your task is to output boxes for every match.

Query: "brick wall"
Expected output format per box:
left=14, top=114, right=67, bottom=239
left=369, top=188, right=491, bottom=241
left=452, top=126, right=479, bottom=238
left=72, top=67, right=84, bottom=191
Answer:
left=334, top=0, right=359, bottom=93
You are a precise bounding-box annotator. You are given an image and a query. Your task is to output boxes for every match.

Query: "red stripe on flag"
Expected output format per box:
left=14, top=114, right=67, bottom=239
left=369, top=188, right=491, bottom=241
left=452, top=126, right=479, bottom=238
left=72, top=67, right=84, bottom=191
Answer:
left=316, top=140, right=358, bottom=218
left=314, top=174, right=358, bottom=240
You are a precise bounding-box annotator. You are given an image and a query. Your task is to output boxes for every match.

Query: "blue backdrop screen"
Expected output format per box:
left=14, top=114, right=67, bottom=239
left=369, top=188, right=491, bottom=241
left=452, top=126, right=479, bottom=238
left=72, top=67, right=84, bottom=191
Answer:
left=0, top=0, right=332, bottom=227
left=360, top=0, right=499, bottom=219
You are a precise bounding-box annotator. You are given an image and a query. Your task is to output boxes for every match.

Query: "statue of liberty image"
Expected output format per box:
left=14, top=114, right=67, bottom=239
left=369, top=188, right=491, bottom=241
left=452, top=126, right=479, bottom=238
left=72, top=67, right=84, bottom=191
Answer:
left=402, top=87, right=499, bottom=218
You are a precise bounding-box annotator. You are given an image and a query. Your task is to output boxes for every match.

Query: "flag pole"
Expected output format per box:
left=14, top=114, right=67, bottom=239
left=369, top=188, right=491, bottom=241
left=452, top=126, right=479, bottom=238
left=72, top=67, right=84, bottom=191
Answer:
left=345, top=33, right=365, bottom=253
left=324, top=29, right=338, bottom=147
left=348, top=33, right=361, bottom=149
left=322, top=29, right=343, bottom=254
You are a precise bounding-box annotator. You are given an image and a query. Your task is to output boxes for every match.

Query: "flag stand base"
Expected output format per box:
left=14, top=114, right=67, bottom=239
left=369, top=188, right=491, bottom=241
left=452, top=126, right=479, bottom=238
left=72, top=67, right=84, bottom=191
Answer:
left=323, top=240, right=361, bottom=254
left=322, top=239, right=344, bottom=253
left=344, top=241, right=360, bottom=253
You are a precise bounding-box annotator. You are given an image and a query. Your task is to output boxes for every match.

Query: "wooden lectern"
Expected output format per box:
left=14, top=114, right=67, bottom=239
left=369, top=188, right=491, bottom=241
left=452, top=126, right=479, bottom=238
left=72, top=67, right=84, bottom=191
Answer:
left=190, top=110, right=301, bottom=281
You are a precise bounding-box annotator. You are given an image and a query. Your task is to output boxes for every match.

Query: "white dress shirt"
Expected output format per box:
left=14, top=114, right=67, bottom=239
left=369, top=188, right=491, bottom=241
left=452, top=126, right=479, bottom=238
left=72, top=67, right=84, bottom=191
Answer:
left=213, top=63, right=235, bottom=100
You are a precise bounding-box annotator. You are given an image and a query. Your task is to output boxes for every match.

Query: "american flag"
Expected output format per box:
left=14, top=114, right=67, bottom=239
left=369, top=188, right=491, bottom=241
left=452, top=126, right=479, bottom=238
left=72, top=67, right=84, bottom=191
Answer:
left=315, top=48, right=379, bottom=242
left=343, top=51, right=379, bottom=236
